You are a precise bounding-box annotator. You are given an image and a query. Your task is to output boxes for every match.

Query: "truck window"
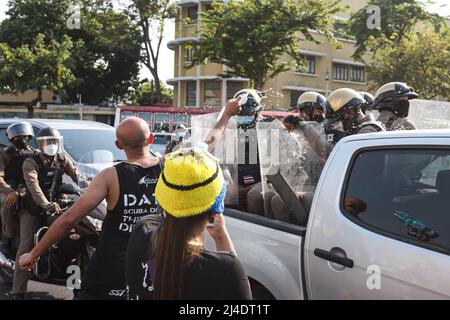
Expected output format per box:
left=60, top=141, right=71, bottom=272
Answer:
left=343, top=149, right=450, bottom=254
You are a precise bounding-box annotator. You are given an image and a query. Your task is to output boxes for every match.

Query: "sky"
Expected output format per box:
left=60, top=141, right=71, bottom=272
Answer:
left=0, top=0, right=448, bottom=85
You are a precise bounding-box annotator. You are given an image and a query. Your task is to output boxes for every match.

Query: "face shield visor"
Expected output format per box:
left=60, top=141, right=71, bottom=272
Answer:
left=37, top=136, right=64, bottom=156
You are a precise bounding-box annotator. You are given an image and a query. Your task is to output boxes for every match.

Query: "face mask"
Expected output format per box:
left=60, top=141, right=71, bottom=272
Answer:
left=237, top=115, right=256, bottom=127
left=43, top=144, right=59, bottom=156
left=176, top=131, right=186, bottom=138
left=394, top=100, right=410, bottom=118
left=12, top=139, right=27, bottom=149
left=311, top=114, right=325, bottom=124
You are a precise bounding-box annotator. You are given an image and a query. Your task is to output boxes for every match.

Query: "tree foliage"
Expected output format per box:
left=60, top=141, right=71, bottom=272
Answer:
left=0, top=34, right=75, bottom=117
left=349, top=0, right=446, bottom=60
left=368, top=28, right=450, bottom=100
left=128, top=80, right=173, bottom=105
left=0, top=0, right=142, bottom=108
left=188, top=0, right=341, bottom=90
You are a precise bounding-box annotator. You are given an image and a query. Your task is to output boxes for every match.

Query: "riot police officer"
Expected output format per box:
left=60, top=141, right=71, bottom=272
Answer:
left=297, top=91, right=327, bottom=123
left=11, top=127, right=79, bottom=299
left=165, top=124, right=190, bottom=154
left=0, top=122, right=36, bottom=255
left=295, top=88, right=385, bottom=161
left=232, top=89, right=265, bottom=213
left=373, top=82, right=418, bottom=131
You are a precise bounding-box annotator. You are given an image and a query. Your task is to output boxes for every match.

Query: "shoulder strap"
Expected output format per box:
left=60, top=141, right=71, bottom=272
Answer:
left=150, top=151, right=164, bottom=171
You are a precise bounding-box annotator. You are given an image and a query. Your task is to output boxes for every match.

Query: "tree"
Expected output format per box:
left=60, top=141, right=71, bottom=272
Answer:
left=368, top=28, right=450, bottom=100
left=349, top=0, right=446, bottom=60
left=0, top=34, right=75, bottom=118
left=188, top=0, right=341, bottom=90
left=0, top=0, right=142, bottom=105
left=129, top=0, right=177, bottom=103
left=128, top=80, right=174, bottom=105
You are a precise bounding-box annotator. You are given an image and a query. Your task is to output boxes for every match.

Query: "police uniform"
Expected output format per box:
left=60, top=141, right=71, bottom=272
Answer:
left=377, top=110, right=417, bottom=131
left=11, top=152, right=79, bottom=294
left=0, top=146, right=36, bottom=241
left=373, top=82, right=418, bottom=131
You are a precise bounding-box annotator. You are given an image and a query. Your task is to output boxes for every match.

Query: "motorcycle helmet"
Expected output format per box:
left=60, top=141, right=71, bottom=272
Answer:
left=36, top=127, right=64, bottom=157
left=6, top=122, right=34, bottom=140
left=358, top=92, right=375, bottom=114
left=325, top=88, right=366, bottom=133
left=233, top=89, right=263, bottom=127
left=6, top=122, right=34, bottom=149
left=359, top=91, right=374, bottom=106
left=373, top=82, right=418, bottom=117
left=297, top=92, right=326, bottom=123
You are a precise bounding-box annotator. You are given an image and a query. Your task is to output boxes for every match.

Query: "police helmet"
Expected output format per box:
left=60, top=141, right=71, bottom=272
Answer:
left=325, top=88, right=365, bottom=120
left=373, top=82, right=418, bottom=109
left=297, top=92, right=326, bottom=112
left=6, top=122, right=34, bottom=141
left=36, top=127, right=64, bottom=156
left=233, top=89, right=263, bottom=116
left=359, top=92, right=375, bottom=108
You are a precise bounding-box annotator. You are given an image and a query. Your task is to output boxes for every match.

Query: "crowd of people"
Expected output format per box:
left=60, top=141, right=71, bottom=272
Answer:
left=0, top=81, right=418, bottom=300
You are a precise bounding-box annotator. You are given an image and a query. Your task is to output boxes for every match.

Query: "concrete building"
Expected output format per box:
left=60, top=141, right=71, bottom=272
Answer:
left=167, top=0, right=371, bottom=110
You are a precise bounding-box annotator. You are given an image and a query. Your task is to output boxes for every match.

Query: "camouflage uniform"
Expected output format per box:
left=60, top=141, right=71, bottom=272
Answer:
left=377, top=110, right=417, bottom=131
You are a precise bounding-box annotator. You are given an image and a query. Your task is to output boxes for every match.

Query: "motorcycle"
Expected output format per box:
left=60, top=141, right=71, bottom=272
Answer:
left=0, top=183, right=105, bottom=290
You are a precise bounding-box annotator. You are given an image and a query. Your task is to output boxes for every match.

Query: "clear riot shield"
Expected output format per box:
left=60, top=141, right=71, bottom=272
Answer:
left=191, top=111, right=239, bottom=206
left=409, top=99, right=450, bottom=129
left=257, top=120, right=322, bottom=225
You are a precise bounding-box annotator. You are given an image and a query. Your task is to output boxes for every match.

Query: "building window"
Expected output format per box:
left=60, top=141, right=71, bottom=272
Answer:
left=204, top=81, right=221, bottom=107
left=333, top=63, right=349, bottom=81
left=351, top=66, right=365, bottom=83
left=172, top=113, right=190, bottom=130
left=333, top=63, right=365, bottom=83
left=290, top=91, right=304, bottom=108
left=186, top=81, right=197, bottom=107
left=187, top=6, right=198, bottom=22
left=138, top=112, right=152, bottom=126
left=227, top=82, right=245, bottom=100
left=185, top=46, right=194, bottom=63
left=297, top=55, right=316, bottom=74
left=121, top=111, right=134, bottom=121
left=154, top=113, right=170, bottom=132
left=333, top=21, right=355, bottom=40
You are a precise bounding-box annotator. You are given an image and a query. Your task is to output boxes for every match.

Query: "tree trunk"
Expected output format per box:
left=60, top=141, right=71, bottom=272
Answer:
left=151, top=69, right=162, bottom=104
left=27, top=88, right=42, bottom=119
left=254, top=77, right=266, bottom=91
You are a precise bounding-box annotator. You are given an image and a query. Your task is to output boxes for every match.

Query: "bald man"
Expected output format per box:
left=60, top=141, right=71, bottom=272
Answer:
left=19, top=117, right=161, bottom=300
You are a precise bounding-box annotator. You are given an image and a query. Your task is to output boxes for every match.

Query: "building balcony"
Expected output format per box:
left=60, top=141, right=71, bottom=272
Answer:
left=167, top=37, right=198, bottom=50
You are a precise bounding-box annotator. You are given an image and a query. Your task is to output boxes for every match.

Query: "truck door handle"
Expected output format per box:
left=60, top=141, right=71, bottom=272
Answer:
left=314, top=248, right=354, bottom=268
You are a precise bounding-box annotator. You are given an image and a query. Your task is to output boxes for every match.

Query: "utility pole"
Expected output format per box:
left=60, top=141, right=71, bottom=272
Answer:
left=77, top=94, right=83, bottom=120
left=325, top=70, right=330, bottom=97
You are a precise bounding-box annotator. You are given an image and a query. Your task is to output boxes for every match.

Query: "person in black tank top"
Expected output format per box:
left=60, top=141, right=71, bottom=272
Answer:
left=18, top=117, right=162, bottom=300
left=81, top=162, right=160, bottom=299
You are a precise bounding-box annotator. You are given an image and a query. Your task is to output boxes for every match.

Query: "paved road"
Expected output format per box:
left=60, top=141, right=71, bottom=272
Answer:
left=0, top=277, right=73, bottom=300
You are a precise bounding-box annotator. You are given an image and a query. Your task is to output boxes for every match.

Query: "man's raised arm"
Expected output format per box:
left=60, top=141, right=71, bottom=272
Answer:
left=19, top=167, right=113, bottom=270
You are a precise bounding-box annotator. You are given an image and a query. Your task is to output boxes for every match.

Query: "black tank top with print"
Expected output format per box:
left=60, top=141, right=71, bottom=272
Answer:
left=82, top=161, right=161, bottom=299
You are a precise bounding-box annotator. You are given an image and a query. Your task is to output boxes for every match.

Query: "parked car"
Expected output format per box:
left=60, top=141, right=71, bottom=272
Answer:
left=206, top=129, right=450, bottom=299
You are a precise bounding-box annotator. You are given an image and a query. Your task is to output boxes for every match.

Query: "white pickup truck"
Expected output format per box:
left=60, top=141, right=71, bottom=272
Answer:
left=207, top=129, right=450, bottom=300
